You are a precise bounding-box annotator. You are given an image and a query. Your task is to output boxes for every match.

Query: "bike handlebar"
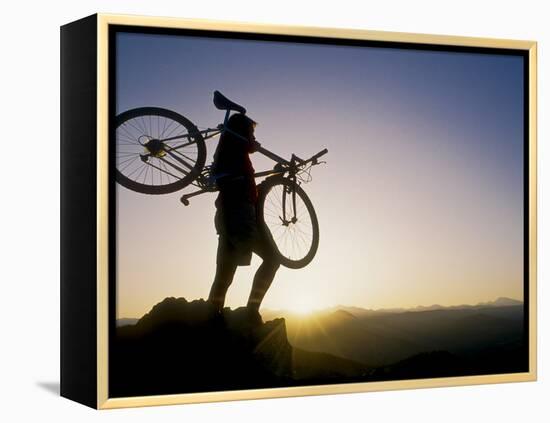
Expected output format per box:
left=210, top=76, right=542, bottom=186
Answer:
left=306, top=148, right=328, bottom=164
left=256, top=144, right=328, bottom=169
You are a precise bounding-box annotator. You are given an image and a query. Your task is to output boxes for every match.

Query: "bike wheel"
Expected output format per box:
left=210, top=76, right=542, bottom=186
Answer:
left=257, top=177, right=320, bottom=269
left=115, top=107, right=206, bottom=195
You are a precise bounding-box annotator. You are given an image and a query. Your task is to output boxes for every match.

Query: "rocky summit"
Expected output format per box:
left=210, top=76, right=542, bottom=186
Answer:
left=110, top=297, right=366, bottom=397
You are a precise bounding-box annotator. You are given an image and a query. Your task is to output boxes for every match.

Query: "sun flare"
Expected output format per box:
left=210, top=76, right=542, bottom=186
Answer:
left=285, top=295, right=322, bottom=315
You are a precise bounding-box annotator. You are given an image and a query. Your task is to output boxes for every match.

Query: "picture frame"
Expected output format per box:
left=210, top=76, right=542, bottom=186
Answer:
left=60, top=13, right=537, bottom=409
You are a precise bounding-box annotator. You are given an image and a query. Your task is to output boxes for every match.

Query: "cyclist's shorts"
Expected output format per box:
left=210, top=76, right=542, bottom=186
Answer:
left=214, top=202, right=273, bottom=266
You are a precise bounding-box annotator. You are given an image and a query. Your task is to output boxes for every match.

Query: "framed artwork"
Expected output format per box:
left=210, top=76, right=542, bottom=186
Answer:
left=60, top=13, right=537, bottom=409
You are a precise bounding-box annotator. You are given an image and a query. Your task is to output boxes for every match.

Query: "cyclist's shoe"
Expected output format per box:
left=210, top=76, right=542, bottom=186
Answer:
left=227, top=306, right=264, bottom=332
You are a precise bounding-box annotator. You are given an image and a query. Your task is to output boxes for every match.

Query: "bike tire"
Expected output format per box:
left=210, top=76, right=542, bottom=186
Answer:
left=115, top=107, right=206, bottom=195
left=257, top=176, right=320, bottom=269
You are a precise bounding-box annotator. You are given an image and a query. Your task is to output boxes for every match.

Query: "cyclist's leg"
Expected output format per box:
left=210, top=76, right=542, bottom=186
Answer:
left=247, top=231, right=280, bottom=311
left=208, top=236, right=238, bottom=312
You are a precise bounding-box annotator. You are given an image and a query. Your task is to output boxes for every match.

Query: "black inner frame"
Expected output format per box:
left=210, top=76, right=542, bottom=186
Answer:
left=107, top=24, right=530, bottom=396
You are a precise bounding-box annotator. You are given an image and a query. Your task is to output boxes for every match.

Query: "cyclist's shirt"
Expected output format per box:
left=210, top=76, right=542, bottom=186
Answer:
left=212, top=133, right=259, bottom=266
left=212, top=134, right=258, bottom=206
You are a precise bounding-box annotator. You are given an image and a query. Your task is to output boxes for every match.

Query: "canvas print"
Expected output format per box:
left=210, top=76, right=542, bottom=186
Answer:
left=110, top=28, right=528, bottom=398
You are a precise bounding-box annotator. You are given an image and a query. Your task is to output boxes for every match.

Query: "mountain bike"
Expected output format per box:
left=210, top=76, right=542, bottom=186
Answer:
left=115, top=91, right=328, bottom=269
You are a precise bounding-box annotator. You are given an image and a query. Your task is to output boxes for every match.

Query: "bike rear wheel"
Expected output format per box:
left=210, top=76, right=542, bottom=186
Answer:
left=257, top=177, right=320, bottom=269
left=115, top=107, right=206, bottom=195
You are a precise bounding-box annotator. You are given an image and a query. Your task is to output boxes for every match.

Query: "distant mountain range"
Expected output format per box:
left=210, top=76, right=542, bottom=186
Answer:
left=280, top=301, right=526, bottom=368
left=261, top=297, right=523, bottom=321
left=112, top=296, right=527, bottom=397
left=117, top=297, right=523, bottom=326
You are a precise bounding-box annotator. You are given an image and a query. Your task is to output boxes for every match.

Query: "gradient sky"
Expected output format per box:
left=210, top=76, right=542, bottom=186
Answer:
left=115, top=31, right=524, bottom=318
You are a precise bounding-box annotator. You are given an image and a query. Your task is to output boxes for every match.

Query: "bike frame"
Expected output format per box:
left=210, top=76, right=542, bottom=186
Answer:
left=148, top=108, right=326, bottom=213
left=177, top=130, right=294, bottom=207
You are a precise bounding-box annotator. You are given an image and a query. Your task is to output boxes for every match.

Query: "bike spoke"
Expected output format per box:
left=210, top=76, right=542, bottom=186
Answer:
left=119, top=123, right=138, bottom=141
left=161, top=118, right=178, bottom=140
left=159, top=159, right=178, bottom=182
left=136, top=116, right=147, bottom=135
left=118, top=156, right=140, bottom=173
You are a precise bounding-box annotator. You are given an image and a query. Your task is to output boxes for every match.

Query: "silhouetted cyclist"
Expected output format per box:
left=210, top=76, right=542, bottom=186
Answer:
left=207, top=113, right=280, bottom=319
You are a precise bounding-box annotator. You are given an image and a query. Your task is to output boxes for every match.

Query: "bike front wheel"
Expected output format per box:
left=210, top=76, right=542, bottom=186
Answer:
left=257, top=177, right=320, bottom=269
left=115, top=107, right=206, bottom=195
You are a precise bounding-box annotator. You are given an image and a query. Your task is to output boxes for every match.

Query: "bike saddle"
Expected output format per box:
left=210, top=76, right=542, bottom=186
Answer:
left=213, top=90, right=247, bottom=114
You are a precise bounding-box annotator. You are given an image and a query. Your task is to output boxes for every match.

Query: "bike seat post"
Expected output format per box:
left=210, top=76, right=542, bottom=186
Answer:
left=223, top=110, right=230, bottom=128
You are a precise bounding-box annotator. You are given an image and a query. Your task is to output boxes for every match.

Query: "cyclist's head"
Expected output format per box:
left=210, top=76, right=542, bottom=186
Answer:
left=227, top=113, right=256, bottom=141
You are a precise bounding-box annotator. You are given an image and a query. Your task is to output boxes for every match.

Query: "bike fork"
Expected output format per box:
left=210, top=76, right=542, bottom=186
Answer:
left=281, top=177, right=298, bottom=225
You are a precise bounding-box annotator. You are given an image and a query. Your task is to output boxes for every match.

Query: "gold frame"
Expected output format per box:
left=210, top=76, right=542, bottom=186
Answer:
left=95, top=13, right=537, bottom=409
